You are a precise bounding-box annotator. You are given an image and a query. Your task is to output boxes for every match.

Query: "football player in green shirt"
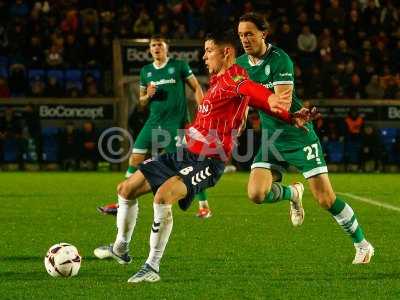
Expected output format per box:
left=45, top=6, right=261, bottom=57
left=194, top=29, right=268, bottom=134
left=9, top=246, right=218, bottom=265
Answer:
left=97, top=36, right=211, bottom=220
left=236, top=13, right=373, bottom=264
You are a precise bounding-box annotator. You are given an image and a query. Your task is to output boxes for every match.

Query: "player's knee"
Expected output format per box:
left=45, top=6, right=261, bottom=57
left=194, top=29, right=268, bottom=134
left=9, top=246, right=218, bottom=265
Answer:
left=315, top=192, right=335, bottom=209
left=154, top=189, right=173, bottom=205
left=248, top=188, right=268, bottom=204
left=117, top=181, right=130, bottom=199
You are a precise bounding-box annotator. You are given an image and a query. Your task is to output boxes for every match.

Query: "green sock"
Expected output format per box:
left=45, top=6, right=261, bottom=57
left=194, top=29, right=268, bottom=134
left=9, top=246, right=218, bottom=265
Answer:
left=125, top=166, right=137, bottom=178
left=263, top=183, right=292, bottom=203
left=328, top=197, right=365, bottom=243
left=195, top=190, right=208, bottom=201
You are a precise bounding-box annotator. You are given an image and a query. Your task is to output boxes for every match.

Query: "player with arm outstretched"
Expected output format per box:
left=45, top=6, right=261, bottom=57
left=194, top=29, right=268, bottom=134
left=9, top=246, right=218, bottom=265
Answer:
left=94, top=30, right=314, bottom=283
left=237, top=13, right=373, bottom=264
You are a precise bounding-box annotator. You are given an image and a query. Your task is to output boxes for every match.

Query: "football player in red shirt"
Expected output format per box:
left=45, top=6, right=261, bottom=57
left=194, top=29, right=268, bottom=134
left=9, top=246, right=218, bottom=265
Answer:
left=95, top=30, right=314, bottom=283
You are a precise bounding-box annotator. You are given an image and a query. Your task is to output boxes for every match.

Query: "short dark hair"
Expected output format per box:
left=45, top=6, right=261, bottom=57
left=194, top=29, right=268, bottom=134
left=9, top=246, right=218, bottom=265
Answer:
left=205, top=29, right=238, bottom=49
left=239, top=12, right=269, bottom=31
left=149, top=35, right=169, bottom=45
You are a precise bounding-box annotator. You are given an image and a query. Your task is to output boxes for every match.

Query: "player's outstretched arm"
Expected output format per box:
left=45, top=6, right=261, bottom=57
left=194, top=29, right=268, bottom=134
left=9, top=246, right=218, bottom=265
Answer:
left=236, top=79, right=293, bottom=123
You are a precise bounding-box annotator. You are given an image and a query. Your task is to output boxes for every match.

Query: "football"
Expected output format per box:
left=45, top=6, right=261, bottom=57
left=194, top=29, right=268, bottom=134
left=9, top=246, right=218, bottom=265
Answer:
left=44, top=243, right=81, bottom=277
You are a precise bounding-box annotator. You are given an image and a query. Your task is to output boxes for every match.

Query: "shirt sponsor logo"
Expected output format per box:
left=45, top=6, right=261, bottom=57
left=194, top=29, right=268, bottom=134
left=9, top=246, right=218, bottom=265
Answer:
left=198, top=100, right=212, bottom=116
left=152, top=78, right=176, bottom=86
left=279, top=72, right=292, bottom=77
left=265, top=65, right=270, bottom=76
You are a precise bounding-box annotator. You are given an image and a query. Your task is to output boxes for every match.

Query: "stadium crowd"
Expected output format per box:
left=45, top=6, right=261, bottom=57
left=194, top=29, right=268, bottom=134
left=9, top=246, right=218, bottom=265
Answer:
left=0, top=0, right=399, bottom=170
left=0, top=0, right=398, bottom=98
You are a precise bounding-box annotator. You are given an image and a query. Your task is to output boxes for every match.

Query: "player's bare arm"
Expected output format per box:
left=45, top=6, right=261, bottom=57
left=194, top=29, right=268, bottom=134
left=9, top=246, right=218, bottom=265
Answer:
left=138, top=84, right=156, bottom=107
left=274, top=84, right=293, bottom=111
left=185, top=75, right=204, bottom=105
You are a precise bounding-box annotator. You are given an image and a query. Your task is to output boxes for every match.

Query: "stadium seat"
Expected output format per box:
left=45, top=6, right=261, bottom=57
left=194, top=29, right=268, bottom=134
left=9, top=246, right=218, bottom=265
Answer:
left=0, top=56, right=8, bottom=67
left=65, top=69, right=83, bottom=90
left=0, top=65, right=7, bottom=77
left=28, top=69, right=46, bottom=82
left=326, top=140, right=344, bottom=163
left=85, top=69, right=101, bottom=82
left=42, top=127, right=59, bottom=162
left=380, top=128, right=398, bottom=163
left=47, top=69, right=65, bottom=85
left=3, top=138, right=19, bottom=162
left=345, top=140, right=361, bottom=164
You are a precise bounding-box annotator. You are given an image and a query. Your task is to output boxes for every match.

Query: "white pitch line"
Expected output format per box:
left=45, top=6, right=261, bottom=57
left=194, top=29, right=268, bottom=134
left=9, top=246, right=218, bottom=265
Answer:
left=337, top=192, right=400, bottom=213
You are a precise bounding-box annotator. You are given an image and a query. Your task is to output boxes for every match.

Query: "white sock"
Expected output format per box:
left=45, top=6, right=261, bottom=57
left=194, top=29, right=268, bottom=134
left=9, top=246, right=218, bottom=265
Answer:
left=199, top=200, right=209, bottom=209
left=145, top=203, right=173, bottom=272
left=114, top=195, right=138, bottom=254
left=354, top=239, right=369, bottom=248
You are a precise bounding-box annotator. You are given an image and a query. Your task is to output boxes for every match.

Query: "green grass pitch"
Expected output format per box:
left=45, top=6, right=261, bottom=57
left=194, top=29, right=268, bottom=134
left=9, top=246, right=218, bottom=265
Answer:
left=0, top=172, right=399, bottom=299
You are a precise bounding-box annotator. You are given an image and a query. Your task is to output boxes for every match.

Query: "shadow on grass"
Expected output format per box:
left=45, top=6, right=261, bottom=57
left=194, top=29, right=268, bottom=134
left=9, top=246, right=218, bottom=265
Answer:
left=0, top=256, right=41, bottom=262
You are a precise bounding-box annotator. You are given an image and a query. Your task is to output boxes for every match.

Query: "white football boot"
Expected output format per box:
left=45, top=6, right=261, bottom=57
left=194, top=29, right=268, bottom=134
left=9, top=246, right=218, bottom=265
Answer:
left=93, top=244, right=112, bottom=259
left=128, top=264, right=160, bottom=283
left=289, top=182, right=305, bottom=227
left=353, top=241, right=374, bottom=264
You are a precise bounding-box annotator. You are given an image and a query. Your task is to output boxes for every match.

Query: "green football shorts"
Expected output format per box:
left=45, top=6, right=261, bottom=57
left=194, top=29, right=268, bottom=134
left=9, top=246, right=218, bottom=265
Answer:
left=251, top=139, right=328, bottom=179
left=132, top=123, right=183, bottom=155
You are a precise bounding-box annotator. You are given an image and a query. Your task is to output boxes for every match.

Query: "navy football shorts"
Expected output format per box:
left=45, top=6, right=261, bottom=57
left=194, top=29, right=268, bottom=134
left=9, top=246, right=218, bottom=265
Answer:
left=138, top=148, right=225, bottom=211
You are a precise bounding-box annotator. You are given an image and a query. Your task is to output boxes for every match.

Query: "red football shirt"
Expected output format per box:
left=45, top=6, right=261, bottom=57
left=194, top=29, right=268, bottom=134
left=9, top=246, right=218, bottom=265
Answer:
left=185, top=64, right=250, bottom=160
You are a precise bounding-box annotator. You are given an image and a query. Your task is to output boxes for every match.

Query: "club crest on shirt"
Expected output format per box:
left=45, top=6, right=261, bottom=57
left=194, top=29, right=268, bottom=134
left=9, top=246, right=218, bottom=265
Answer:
left=147, top=72, right=152, bottom=77
left=232, top=75, right=244, bottom=82
left=265, top=65, right=270, bottom=76
left=168, top=67, right=175, bottom=74
left=198, top=100, right=212, bottom=116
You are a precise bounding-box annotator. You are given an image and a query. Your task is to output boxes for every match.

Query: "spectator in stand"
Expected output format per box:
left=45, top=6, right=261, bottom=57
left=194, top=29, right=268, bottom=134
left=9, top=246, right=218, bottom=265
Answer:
left=133, top=9, right=154, bottom=38
left=60, top=122, right=78, bottom=170
left=335, top=39, right=355, bottom=62
left=85, top=82, right=101, bottom=97
left=346, top=73, right=366, bottom=99
left=29, top=76, right=46, bottom=97
left=360, top=125, right=383, bottom=172
left=309, top=1, right=323, bottom=35
left=60, top=9, right=79, bottom=34
left=0, top=22, right=8, bottom=55
left=44, top=75, right=63, bottom=97
left=0, top=0, right=9, bottom=26
left=22, top=103, right=41, bottom=146
left=46, top=45, right=64, bottom=68
left=346, top=9, right=362, bottom=49
left=276, top=22, right=296, bottom=56
left=345, top=108, right=364, bottom=140
left=8, top=63, right=27, bottom=96
left=306, top=66, right=324, bottom=98
left=83, top=35, right=102, bottom=67
left=63, top=33, right=81, bottom=68
left=0, top=76, right=10, bottom=98
left=173, top=23, right=189, bottom=40
left=325, top=0, right=345, bottom=28
left=80, top=8, right=99, bottom=36
left=9, top=0, right=29, bottom=18
left=66, top=85, right=81, bottom=98
left=26, top=35, right=44, bottom=68
left=297, top=25, right=317, bottom=68
left=384, top=76, right=399, bottom=99
left=365, top=74, right=385, bottom=99
left=7, top=21, right=27, bottom=61
left=79, top=120, right=98, bottom=170
left=154, top=3, right=171, bottom=32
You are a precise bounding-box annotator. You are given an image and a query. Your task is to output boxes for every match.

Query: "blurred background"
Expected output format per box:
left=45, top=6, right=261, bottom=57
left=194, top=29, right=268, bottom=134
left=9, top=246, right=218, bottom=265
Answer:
left=0, top=0, right=399, bottom=172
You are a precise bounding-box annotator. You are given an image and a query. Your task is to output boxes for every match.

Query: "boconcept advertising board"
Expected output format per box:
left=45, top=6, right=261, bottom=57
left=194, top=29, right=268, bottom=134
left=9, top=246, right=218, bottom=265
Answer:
left=121, top=40, right=204, bottom=75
